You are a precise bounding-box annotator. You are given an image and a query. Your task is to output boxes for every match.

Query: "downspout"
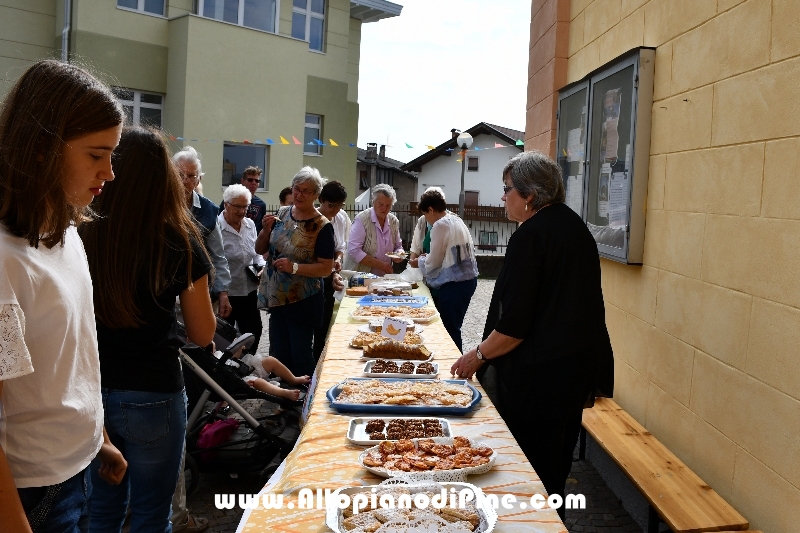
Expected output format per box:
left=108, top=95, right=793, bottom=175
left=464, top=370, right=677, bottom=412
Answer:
left=61, top=0, right=72, bottom=62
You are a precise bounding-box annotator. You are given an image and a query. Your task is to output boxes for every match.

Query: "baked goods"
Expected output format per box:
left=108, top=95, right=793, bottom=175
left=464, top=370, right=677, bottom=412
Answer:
left=416, top=362, right=435, bottom=375
left=363, top=340, right=431, bottom=361
left=346, top=286, right=369, bottom=297
left=335, top=379, right=472, bottom=407
left=354, top=306, right=437, bottom=319
left=350, top=331, right=422, bottom=348
left=369, top=318, right=415, bottom=333
left=361, top=438, right=493, bottom=473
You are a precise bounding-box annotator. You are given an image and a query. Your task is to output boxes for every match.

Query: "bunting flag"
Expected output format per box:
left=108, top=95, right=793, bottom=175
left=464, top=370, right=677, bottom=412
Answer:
left=515, top=139, right=524, bottom=146
left=292, top=136, right=302, bottom=145
left=243, top=139, right=253, bottom=144
left=177, top=137, right=184, bottom=140
left=169, top=135, right=177, bottom=141
left=313, top=138, right=325, bottom=146
left=495, top=142, right=505, bottom=148
left=266, top=139, right=275, bottom=145
left=427, top=145, right=436, bottom=150
left=280, top=136, right=290, bottom=145
left=329, top=139, right=339, bottom=146
left=348, top=143, right=356, bottom=147
left=474, top=147, right=481, bottom=150
left=405, top=143, right=413, bottom=148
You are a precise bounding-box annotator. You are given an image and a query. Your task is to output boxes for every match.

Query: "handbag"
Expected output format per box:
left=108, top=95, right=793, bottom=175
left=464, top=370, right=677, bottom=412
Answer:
left=245, top=264, right=260, bottom=283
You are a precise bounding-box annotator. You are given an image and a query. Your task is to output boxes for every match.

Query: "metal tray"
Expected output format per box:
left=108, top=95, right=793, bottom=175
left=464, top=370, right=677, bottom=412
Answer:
left=326, top=378, right=481, bottom=415
left=356, top=295, right=429, bottom=307
left=362, top=360, right=439, bottom=378
left=346, top=416, right=452, bottom=445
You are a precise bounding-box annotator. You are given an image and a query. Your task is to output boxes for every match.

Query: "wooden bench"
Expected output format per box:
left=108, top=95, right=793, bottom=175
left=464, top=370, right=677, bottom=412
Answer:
left=580, top=398, right=750, bottom=533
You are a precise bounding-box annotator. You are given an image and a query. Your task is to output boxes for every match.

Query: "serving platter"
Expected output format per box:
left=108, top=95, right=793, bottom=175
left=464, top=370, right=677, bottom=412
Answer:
left=357, top=295, right=428, bottom=307
left=350, top=308, right=440, bottom=324
left=362, top=360, right=439, bottom=378
left=346, top=416, right=452, bottom=445
left=326, top=378, right=481, bottom=415
left=358, top=324, right=425, bottom=334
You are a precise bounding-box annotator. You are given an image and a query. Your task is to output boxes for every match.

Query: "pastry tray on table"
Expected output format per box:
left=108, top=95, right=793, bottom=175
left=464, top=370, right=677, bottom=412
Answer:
left=346, top=416, right=453, bottom=445
left=362, top=360, right=439, bottom=378
left=326, top=378, right=481, bottom=415
left=349, top=309, right=440, bottom=323
left=356, top=295, right=429, bottom=307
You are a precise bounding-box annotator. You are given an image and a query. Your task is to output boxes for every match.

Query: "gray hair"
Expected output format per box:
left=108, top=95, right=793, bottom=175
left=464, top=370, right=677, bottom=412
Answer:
left=173, top=145, right=203, bottom=176
left=223, top=183, right=251, bottom=204
left=291, top=166, right=325, bottom=196
left=502, top=151, right=565, bottom=210
left=371, top=183, right=397, bottom=206
left=424, top=186, right=445, bottom=200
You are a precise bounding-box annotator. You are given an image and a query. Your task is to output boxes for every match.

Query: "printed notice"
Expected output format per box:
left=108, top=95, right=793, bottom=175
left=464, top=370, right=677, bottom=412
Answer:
left=567, top=128, right=583, bottom=162
left=608, top=171, right=629, bottom=228
left=598, top=163, right=611, bottom=219
left=566, top=175, right=584, bottom=214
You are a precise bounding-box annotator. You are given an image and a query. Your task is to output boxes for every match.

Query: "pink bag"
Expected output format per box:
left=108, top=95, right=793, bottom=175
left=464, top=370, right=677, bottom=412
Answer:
left=196, top=418, right=240, bottom=462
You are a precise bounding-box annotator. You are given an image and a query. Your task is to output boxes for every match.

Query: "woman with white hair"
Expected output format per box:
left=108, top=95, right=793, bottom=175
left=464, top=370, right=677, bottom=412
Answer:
left=344, top=184, right=404, bottom=275
left=256, top=167, right=335, bottom=377
left=219, top=184, right=266, bottom=354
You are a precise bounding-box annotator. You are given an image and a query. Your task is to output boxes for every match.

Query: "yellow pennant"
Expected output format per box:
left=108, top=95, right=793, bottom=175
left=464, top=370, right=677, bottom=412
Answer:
left=280, top=136, right=290, bottom=145
left=329, top=139, right=339, bottom=146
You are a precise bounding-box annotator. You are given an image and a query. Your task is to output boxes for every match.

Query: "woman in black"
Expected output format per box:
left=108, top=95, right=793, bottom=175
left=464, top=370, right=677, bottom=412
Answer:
left=451, top=151, right=613, bottom=518
left=80, top=127, right=216, bottom=531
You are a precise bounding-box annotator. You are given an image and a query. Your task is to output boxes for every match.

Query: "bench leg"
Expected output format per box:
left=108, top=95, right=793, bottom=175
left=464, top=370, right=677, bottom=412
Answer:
left=647, top=505, right=660, bottom=533
left=578, top=426, right=586, bottom=460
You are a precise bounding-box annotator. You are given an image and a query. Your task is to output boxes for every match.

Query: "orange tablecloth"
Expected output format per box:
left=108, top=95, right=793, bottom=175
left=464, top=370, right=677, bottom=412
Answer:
left=238, top=288, right=567, bottom=533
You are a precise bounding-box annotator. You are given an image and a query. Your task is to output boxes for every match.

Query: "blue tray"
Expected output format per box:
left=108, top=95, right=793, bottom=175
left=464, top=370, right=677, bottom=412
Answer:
left=326, top=378, right=481, bottom=415
left=356, top=295, right=429, bottom=308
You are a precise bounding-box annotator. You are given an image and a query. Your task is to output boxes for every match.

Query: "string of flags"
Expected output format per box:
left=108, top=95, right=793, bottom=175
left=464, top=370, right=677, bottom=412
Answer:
left=164, top=133, right=525, bottom=150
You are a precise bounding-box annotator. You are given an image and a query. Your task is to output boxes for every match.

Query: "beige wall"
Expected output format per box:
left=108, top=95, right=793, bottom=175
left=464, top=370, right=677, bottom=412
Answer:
left=565, top=0, right=800, bottom=531
left=0, top=0, right=57, bottom=96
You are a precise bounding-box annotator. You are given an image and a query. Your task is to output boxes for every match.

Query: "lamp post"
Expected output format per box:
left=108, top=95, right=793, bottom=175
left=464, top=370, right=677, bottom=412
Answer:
left=456, top=132, right=473, bottom=218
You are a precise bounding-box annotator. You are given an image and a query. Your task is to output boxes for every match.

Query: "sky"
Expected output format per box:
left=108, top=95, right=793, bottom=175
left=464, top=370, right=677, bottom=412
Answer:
left=356, top=0, right=531, bottom=164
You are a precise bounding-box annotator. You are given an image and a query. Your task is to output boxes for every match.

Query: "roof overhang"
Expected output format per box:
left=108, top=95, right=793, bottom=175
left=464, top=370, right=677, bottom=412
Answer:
left=350, top=0, right=402, bottom=23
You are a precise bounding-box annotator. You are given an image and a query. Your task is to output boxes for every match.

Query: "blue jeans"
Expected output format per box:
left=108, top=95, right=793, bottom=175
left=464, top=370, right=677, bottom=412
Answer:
left=269, top=296, right=320, bottom=377
left=437, top=277, right=478, bottom=353
left=89, top=389, right=187, bottom=533
left=18, top=467, right=91, bottom=533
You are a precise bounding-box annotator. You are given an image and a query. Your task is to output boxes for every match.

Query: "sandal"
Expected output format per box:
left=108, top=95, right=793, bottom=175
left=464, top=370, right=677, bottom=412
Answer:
left=183, top=515, right=210, bottom=533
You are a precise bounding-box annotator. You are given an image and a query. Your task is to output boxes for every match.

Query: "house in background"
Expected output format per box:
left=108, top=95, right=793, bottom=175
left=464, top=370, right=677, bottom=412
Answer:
left=0, top=0, right=402, bottom=204
left=356, top=144, right=417, bottom=204
left=400, top=122, right=524, bottom=253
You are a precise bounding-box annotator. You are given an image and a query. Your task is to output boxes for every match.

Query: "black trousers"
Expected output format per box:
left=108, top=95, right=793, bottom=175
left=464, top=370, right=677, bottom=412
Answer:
left=313, top=273, right=336, bottom=361
left=228, top=291, right=262, bottom=354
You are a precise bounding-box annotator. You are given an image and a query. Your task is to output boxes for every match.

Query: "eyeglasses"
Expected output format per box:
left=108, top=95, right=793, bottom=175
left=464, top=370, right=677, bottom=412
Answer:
left=225, top=201, right=249, bottom=212
left=292, top=186, right=315, bottom=197
left=324, top=201, right=344, bottom=210
left=180, top=173, right=201, bottom=181
left=243, top=177, right=261, bottom=184
left=502, top=185, right=515, bottom=195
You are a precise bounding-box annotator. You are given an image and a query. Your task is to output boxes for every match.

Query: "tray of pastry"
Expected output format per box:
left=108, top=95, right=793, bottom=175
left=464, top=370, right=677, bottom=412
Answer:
left=346, top=417, right=452, bottom=445
left=357, top=295, right=428, bottom=307
left=327, top=378, right=481, bottom=415
left=363, top=359, right=438, bottom=378
left=350, top=331, right=425, bottom=349
left=350, top=306, right=440, bottom=323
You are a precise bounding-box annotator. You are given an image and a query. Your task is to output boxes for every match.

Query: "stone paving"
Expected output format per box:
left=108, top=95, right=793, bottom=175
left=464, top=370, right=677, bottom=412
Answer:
left=184, top=279, right=642, bottom=532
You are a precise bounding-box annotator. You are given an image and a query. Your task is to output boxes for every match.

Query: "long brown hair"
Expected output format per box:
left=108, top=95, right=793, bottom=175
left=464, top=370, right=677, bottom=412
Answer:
left=0, top=60, right=123, bottom=248
left=80, top=126, right=210, bottom=328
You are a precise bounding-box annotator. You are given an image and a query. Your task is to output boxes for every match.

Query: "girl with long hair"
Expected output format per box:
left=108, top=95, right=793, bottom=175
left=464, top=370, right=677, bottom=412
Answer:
left=0, top=59, right=127, bottom=533
left=80, top=126, right=216, bottom=531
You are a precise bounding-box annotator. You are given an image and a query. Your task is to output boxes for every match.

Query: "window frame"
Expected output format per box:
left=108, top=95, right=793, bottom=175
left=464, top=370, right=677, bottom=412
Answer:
left=116, top=0, right=166, bottom=17
left=221, top=142, right=270, bottom=191
left=292, top=0, right=326, bottom=52
left=113, top=88, right=164, bottom=128
left=303, top=113, right=323, bottom=156
left=197, top=0, right=280, bottom=34
left=466, top=156, right=479, bottom=172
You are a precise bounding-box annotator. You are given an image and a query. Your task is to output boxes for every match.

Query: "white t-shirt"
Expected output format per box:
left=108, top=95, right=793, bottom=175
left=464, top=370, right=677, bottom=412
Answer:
left=0, top=225, right=103, bottom=488
left=331, top=210, right=352, bottom=256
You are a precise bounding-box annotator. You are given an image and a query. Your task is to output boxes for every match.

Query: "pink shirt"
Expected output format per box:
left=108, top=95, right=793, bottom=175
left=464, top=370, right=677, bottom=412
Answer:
left=347, top=208, right=403, bottom=276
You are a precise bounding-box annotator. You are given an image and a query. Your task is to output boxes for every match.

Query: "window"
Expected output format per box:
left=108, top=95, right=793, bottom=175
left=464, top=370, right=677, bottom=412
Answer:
left=113, top=88, right=163, bottom=128
left=376, top=168, right=393, bottom=187
left=222, top=143, right=268, bottom=189
left=198, top=0, right=278, bottom=33
left=303, top=114, right=322, bottom=155
left=359, top=170, right=369, bottom=190
left=465, top=191, right=479, bottom=205
left=467, top=156, right=479, bottom=171
left=117, top=0, right=165, bottom=16
left=292, top=0, right=325, bottom=51
left=478, top=230, right=498, bottom=251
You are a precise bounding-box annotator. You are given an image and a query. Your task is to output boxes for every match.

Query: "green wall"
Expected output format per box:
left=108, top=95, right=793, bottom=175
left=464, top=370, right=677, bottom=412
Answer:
left=0, top=0, right=57, bottom=98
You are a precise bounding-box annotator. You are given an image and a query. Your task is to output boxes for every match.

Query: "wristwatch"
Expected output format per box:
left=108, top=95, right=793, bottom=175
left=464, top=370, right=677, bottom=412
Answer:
left=291, top=262, right=299, bottom=274
left=476, top=344, right=485, bottom=361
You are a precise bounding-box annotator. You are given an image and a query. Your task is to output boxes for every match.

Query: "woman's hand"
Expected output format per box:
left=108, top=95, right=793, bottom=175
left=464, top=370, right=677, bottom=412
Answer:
left=408, top=258, right=418, bottom=268
left=377, top=261, right=394, bottom=275
left=451, top=347, right=484, bottom=379
left=391, top=256, right=404, bottom=264
left=332, top=273, right=345, bottom=291
left=262, top=214, right=278, bottom=234
left=97, top=428, right=127, bottom=485
left=273, top=258, right=294, bottom=274
left=217, top=291, right=232, bottom=319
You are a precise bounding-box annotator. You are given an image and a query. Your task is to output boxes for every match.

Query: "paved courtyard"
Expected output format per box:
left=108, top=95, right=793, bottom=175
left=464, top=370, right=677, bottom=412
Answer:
left=185, top=279, right=641, bottom=532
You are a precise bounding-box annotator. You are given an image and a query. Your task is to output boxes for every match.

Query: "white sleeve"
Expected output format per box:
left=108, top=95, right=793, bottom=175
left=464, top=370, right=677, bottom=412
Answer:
left=418, top=220, right=448, bottom=279
left=410, top=216, right=426, bottom=255
left=0, top=304, right=34, bottom=381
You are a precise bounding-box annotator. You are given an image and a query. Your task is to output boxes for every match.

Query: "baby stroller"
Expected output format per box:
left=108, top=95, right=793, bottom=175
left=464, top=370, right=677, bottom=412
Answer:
left=178, top=316, right=303, bottom=495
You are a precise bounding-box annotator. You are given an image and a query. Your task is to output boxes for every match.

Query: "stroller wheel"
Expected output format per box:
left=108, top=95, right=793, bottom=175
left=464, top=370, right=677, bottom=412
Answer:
left=259, top=464, right=279, bottom=488
left=185, top=453, right=200, bottom=496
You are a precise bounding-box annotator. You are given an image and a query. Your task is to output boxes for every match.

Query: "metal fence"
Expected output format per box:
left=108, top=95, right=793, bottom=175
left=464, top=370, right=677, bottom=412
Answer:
left=262, top=203, right=517, bottom=255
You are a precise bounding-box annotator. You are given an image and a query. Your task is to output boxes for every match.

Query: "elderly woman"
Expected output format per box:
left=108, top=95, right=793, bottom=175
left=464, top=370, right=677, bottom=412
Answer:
left=219, top=184, right=266, bottom=354
left=451, top=151, right=614, bottom=519
left=345, top=184, right=404, bottom=275
left=409, top=189, right=478, bottom=352
left=256, top=167, right=335, bottom=377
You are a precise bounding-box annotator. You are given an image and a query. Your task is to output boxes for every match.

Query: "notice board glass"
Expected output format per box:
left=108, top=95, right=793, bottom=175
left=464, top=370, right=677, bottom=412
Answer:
left=556, top=48, right=655, bottom=264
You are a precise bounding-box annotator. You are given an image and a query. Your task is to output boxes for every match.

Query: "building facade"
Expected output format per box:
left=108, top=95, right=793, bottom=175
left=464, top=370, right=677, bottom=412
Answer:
left=0, top=0, right=401, bottom=204
left=527, top=1, right=800, bottom=531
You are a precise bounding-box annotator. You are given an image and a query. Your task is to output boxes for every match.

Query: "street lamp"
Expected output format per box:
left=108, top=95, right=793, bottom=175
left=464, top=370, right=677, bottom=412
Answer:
left=456, top=132, right=473, bottom=218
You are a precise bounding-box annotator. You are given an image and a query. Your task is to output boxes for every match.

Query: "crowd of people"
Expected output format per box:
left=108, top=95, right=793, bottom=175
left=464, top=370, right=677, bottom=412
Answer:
left=0, top=59, right=612, bottom=532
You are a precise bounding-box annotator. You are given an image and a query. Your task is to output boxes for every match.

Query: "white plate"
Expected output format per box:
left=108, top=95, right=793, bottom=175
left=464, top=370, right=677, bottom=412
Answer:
left=358, top=437, right=497, bottom=482
left=362, top=360, right=438, bottom=378
left=358, top=324, right=425, bottom=334
left=346, top=417, right=452, bottom=445
left=385, top=252, right=408, bottom=260
left=350, top=309, right=440, bottom=323
left=349, top=332, right=425, bottom=349
left=325, top=481, right=497, bottom=533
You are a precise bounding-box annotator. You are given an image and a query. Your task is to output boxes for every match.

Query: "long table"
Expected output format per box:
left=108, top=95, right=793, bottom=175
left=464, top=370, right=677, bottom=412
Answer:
left=238, top=286, right=567, bottom=532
